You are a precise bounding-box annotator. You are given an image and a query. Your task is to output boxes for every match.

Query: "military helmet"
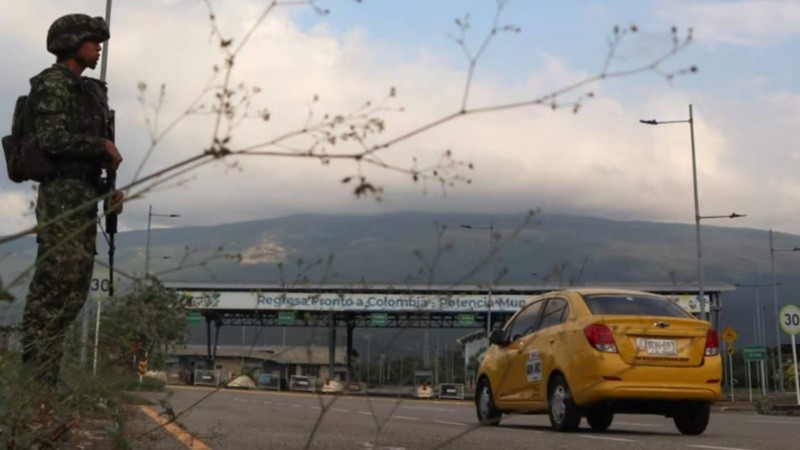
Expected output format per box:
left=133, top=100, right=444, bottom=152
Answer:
left=47, top=14, right=110, bottom=55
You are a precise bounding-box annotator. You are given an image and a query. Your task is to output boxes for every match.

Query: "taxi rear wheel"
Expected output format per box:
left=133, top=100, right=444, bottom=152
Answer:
left=585, top=409, right=614, bottom=431
left=673, top=402, right=710, bottom=435
left=476, top=379, right=501, bottom=426
left=548, top=375, right=581, bottom=432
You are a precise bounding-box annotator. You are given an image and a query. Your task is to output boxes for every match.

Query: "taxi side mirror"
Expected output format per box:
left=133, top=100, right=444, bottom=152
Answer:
left=489, top=329, right=508, bottom=347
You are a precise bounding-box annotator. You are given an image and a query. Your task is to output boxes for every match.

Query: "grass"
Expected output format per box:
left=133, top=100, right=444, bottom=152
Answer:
left=0, top=349, right=160, bottom=449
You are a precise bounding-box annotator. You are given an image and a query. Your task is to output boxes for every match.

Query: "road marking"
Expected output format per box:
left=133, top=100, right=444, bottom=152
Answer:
left=361, top=443, right=407, bottom=450
left=687, top=445, right=751, bottom=450
left=138, top=405, right=210, bottom=450
left=615, top=421, right=664, bottom=428
left=333, top=408, right=351, bottom=413
left=309, top=406, right=322, bottom=410
left=400, top=406, right=456, bottom=412
left=356, top=411, right=374, bottom=416
left=579, top=435, right=636, bottom=442
left=746, top=418, right=799, bottom=425
left=393, top=416, right=419, bottom=421
left=168, top=385, right=473, bottom=406
left=263, top=401, right=271, bottom=404
left=432, top=420, right=467, bottom=427
left=292, top=404, right=302, bottom=408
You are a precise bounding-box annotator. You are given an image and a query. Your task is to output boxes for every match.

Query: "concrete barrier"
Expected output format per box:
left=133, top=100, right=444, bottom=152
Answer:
left=228, top=375, right=257, bottom=389
left=143, top=370, right=168, bottom=384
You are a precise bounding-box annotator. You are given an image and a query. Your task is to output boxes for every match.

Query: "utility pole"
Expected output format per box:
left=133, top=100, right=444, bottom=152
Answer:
left=640, top=106, right=745, bottom=324
left=769, top=229, right=800, bottom=392
left=93, top=0, right=114, bottom=377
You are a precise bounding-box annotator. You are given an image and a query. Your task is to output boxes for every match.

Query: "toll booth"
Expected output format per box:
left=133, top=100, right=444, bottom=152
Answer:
left=413, top=370, right=435, bottom=399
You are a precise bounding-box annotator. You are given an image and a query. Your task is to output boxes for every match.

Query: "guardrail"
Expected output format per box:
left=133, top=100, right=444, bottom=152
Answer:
left=194, top=369, right=221, bottom=387
left=257, top=372, right=282, bottom=391
left=289, top=375, right=316, bottom=393
left=438, top=383, right=465, bottom=400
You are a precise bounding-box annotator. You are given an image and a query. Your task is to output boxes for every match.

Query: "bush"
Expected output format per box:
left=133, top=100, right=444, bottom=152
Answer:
left=754, top=394, right=773, bottom=415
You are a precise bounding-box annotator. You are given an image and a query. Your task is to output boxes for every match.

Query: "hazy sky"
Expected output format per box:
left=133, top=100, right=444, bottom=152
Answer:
left=2, top=0, right=800, bottom=236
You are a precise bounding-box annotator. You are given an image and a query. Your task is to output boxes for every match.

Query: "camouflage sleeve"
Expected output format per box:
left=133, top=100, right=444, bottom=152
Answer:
left=32, top=72, right=106, bottom=160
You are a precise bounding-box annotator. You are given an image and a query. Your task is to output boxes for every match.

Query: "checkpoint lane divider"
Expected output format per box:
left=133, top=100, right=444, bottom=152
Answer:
left=166, top=384, right=474, bottom=406
left=138, top=405, right=210, bottom=450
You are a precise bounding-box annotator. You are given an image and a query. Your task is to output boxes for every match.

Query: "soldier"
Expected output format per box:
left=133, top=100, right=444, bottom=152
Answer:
left=20, top=14, right=123, bottom=386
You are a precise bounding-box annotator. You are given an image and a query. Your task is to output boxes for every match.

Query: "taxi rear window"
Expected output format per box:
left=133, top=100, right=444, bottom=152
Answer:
left=582, top=295, right=692, bottom=318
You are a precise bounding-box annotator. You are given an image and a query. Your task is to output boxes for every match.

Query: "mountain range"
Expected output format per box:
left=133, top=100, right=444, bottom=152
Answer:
left=2, top=211, right=798, bottom=354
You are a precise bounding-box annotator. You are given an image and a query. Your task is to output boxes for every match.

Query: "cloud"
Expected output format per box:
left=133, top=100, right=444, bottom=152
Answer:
left=1, top=0, right=799, bottom=240
left=657, top=0, right=800, bottom=47
left=0, top=191, right=34, bottom=235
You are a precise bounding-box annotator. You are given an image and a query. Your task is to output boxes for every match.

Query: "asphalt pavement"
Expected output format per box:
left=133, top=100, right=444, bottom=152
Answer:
left=130, top=386, right=800, bottom=449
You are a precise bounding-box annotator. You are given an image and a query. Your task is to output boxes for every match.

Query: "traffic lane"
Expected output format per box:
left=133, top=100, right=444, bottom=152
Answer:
left=137, top=389, right=484, bottom=449
left=142, top=388, right=799, bottom=450
left=499, top=411, right=800, bottom=450
left=137, top=388, right=800, bottom=449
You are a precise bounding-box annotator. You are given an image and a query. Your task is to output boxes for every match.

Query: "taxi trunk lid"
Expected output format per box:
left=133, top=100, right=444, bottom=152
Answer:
left=601, top=316, right=710, bottom=367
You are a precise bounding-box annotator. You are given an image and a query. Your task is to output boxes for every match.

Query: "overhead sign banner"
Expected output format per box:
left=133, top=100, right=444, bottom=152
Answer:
left=183, top=291, right=530, bottom=313
left=371, top=313, right=389, bottom=326
left=664, top=294, right=711, bottom=314
left=277, top=311, right=296, bottom=325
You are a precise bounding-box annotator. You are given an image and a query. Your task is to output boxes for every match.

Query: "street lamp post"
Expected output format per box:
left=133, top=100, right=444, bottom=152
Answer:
left=769, top=229, right=800, bottom=392
left=640, top=105, right=745, bottom=322
left=461, top=220, right=495, bottom=334
left=145, top=204, right=181, bottom=277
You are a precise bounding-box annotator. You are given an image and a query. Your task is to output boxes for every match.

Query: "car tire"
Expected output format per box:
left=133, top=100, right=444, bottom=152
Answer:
left=476, top=379, right=502, bottom=426
left=548, top=375, right=581, bottom=432
left=673, top=402, right=711, bottom=435
left=585, top=409, right=614, bottom=431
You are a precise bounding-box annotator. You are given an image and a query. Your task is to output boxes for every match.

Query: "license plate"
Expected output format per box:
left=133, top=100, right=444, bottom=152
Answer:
left=636, top=338, right=677, bottom=355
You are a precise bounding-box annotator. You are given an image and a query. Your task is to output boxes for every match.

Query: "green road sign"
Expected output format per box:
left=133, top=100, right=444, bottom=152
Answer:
left=277, top=311, right=296, bottom=325
left=743, top=345, right=767, bottom=362
left=371, top=313, right=388, bottom=326
left=186, top=312, right=203, bottom=324
left=458, top=314, right=476, bottom=325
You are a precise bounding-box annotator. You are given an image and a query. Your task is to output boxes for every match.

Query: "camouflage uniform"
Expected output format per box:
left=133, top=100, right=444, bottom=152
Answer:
left=21, top=14, right=111, bottom=385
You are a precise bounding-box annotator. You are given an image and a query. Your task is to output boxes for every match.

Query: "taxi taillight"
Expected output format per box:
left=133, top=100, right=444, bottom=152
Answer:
left=705, top=330, right=720, bottom=356
left=584, top=324, right=618, bottom=353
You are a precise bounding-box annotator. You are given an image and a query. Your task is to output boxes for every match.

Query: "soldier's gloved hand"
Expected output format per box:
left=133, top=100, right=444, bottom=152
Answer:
left=111, top=191, right=124, bottom=215
left=104, top=140, right=122, bottom=171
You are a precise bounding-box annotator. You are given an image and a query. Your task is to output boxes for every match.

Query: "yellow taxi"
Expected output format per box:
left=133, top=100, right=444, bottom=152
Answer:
left=475, top=289, right=721, bottom=435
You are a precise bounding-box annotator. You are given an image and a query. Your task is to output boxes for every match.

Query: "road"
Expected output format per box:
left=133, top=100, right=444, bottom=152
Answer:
left=132, top=386, right=800, bottom=449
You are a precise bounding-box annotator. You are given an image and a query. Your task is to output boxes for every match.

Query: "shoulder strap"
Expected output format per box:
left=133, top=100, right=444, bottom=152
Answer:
left=79, top=77, right=109, bottom=110
left=11, top=96, right=27, bottom=137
